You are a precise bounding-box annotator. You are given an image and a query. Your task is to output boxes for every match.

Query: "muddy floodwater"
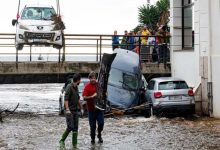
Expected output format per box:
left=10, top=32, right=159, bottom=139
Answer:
left=0, top=84, right=220, bottom=150
left=1, top=115, right=220, bottom=150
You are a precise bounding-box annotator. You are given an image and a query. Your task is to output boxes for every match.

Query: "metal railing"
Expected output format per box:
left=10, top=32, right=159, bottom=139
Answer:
left=0, top=33, right=170, bottom=64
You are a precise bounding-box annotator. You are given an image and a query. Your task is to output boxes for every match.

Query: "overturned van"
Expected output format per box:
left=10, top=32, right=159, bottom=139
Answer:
left=106, top=48, right=150, bottom=116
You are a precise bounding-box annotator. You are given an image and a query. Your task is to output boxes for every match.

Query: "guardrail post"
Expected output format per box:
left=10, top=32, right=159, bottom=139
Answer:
left=30, top=45, right=32, bottom=62
left=62, top=35, right=65, bottom=62
left=16, top=48, right=18, bottom=63
left=58, top=48, right=61, bottom=63
left=99, top=35, right=102, bottom=61
left=96, top=39, right=99, bottom=61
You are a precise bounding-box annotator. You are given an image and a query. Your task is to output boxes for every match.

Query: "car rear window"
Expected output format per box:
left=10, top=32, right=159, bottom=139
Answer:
left=158, top=81, right=188, bottom=90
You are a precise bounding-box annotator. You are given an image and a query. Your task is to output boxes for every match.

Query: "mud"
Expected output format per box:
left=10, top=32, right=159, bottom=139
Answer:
left=0, top=114, right=220, bottom=150
left=1, top=84, right=220, bottom=150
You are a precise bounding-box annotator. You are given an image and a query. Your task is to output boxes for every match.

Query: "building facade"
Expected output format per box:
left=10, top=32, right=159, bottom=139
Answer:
left=170, top=0, right=220, bottom=118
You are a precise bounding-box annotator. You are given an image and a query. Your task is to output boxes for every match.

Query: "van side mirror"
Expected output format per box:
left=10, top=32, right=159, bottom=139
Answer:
left=12, top=19, right=17, bottom=26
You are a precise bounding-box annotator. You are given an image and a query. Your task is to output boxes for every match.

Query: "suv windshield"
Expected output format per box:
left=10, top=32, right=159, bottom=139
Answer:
left=21, top=7, right=56, bottom=20
left=108, top=68, right=138, bottom=90
left=158, top=81, right=188, bottom=90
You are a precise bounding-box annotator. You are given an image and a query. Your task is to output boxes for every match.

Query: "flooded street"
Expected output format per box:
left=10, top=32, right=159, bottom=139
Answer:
left=1, top=115, right=220, bottom=150
left=0, top=84, right=63, bottom=114
left=0, top=84, right=220, bottom=150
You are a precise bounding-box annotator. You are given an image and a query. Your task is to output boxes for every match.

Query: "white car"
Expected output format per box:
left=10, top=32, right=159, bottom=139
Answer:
left=12, top=4, right=64, bottom=50
left=146, top=77, right=195, bottom=116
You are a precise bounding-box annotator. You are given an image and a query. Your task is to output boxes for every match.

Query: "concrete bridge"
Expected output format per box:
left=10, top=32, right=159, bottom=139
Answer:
left=0, top=62, right=171, bottom=83
left=0, top=33, right=171, bottom=83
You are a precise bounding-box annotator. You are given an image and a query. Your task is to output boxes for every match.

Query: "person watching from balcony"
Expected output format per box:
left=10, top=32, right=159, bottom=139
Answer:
left=134, top=30, right=141, bottom=54
left=127, top=31, right=135, bottom=51
left=140, top=26, right=151, bottom=61
left=120, top=30, right=129, bottom=49
left=156, top=25, right=170, bottom=63
left=141, top=25, right=151, bottom=45
left=112, top=30, right=120, bottom=50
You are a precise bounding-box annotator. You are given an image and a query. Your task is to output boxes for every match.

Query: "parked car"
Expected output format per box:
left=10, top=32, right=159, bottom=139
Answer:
left=12, top=4, right=64, bottom=50
left=59, top=78, right=89, bottom=115
left=106, top=48, right=151, bottom=116
left=146, top=77, right=195, bottom=116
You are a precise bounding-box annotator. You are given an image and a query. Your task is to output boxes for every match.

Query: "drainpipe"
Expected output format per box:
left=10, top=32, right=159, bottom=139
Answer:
left=207, top=0, right=213, bottom=116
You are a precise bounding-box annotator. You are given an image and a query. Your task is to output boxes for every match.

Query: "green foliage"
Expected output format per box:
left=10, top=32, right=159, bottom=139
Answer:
left=137, top=0, right=170, bottom=32
left=138, top=5, right=160, bottom=31
left=156, top=0, right=170, bottom=14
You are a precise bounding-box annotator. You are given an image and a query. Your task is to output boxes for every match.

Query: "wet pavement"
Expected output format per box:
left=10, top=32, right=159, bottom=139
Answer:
left=0, top=84, right=220, bottom=150
left=0, top=114, right=220, bottom=150
left=0, top=84, right=63, bottom=114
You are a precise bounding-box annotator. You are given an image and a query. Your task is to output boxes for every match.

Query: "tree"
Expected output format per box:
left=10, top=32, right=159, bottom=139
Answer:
left=137, top=0, right=170, bottom=32
left=156, top=0, right=170, bottom=27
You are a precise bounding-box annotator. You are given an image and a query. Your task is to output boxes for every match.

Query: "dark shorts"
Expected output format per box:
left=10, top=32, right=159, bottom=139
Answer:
left=65, top=112, right=79, bottom=132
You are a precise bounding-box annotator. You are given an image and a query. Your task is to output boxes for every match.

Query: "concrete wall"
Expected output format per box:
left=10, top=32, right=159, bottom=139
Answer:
left=210, top=0, right=220, bottom=118
left=170, top=0, right=202, bottom=115
left=0, top=62, right=171, bottom=83
left=171, top=0, right=201, bottom=88
left=172, top=51, right=196, bottom=87
left=0, top=62, right=171, bottom=75
left=171, top=0, right=220, bottom=118
left=0, top=62, right=100, bottom=74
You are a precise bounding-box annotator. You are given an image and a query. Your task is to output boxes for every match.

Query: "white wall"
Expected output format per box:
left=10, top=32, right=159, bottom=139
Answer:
left=172, top=51, right=199, bottom=88
left=212, top=57, right=220, bottom=117
left=171, top=0, right=220, bottom=118
left=171, top=0, right=200, bottom=88
left=210, top=0, right=220, bottom=118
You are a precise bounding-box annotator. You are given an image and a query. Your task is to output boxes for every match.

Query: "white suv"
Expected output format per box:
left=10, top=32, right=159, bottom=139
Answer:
left=12, top=4, right=64, bottom=50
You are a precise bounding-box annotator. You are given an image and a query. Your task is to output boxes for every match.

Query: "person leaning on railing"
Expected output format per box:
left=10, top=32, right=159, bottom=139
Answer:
left=112, top=30, right=120, bottom=50
left=155, top=25, right=170, bottom=63
left=120, top=30, right=129, bottom=49
left=133, top=31, right=142, bottom=54
left=127, top=31, right=135, bottom=50
left=140, top=26, right=152, bottom=62
left=140, top=26, right=151, bottom=46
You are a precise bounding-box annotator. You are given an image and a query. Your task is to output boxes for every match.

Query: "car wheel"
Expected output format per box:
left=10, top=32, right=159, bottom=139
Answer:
left=16, top=44, right=23, bottom=50
left=59, top=98, right=64, bottom=115
left=53, top=44, right=62, bottom=49
left=144, top=109, right=151, bottom=118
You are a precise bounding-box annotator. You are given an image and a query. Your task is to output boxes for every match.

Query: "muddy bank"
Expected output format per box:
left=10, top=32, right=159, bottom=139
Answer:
left=0, top=114, right=220, bottom=150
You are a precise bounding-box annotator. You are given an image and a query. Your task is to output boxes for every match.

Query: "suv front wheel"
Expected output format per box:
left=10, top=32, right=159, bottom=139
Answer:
left=15, top=38, right=24, bottom=50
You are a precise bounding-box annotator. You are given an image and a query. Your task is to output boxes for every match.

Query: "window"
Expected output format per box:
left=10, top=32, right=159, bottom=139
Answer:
left=158, top=81, right=189, bottom=90
left=182, top=0, right=194, bottom=49
left=108, top=68, right=138, bottom=90
left=147, top=80, right=155, bottom=90
left=21, top=7, right=56, bottom=20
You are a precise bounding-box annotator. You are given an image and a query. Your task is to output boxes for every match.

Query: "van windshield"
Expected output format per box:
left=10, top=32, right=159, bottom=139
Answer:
left=21, top=7, right=56, bottom=20
left=108, top=68, right=138, bottom=90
